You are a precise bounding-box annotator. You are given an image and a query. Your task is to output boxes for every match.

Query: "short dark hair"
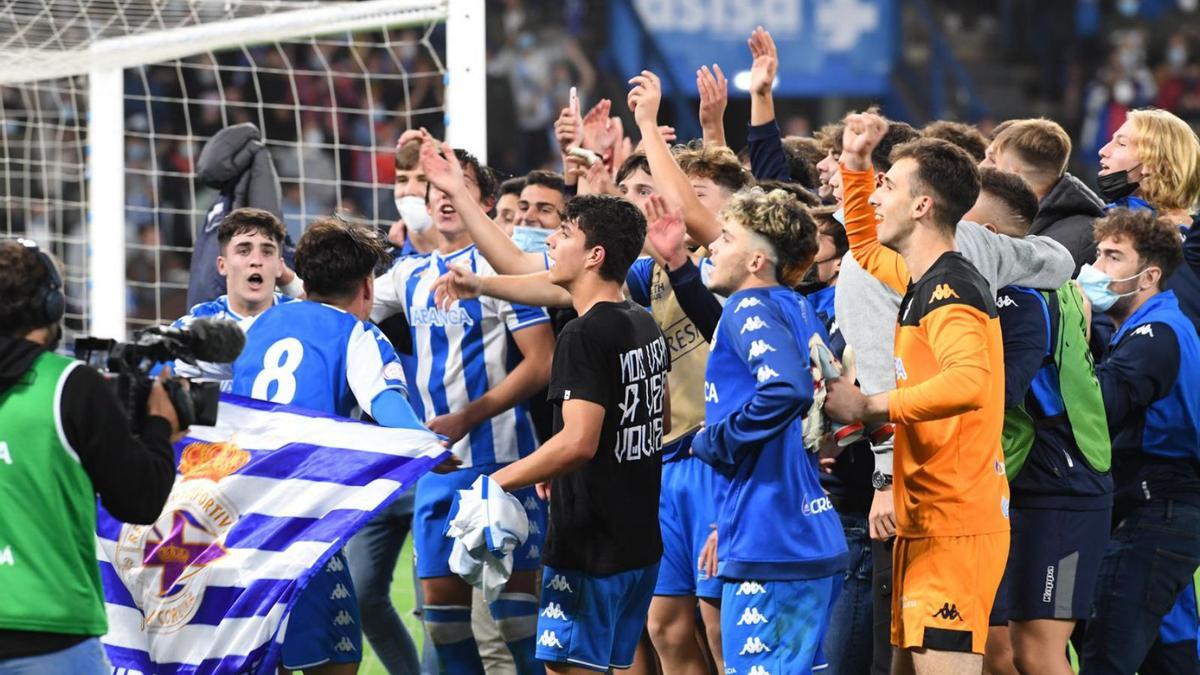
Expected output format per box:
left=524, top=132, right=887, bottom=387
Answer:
left=0, top=240, right=53, bottom=335
left=978, top=168, right=1040, bottom=235
left=780, top=136, right=823, bottom=190
left=1093, top=208, right=1184, bottom=284
left=523, top=169, right=567, bottom=196
left=874, top=121, right=920, bottom=172
left=500, top=176, right=526, bottom=197
left=812, top=205, right=849, bottom=258
left=615, top=153, right=652, bottom=185
left=564, top=194, right=646, bottom=282
left=218, top=208, right=286, bottom=253
left=755, top=179, right=821, bottom=207
left=890, top=138, right=981, bottom=233
left=922, top=120, right=990, bottom=163
left=294, top=217, right=388, bottom=299
left=454, top=148, right=498, bottom=205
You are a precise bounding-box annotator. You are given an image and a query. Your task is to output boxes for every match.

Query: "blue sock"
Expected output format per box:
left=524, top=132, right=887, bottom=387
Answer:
left=489, top=592, right=541, bottom=675
left=423, top=604, right=485, bottom=675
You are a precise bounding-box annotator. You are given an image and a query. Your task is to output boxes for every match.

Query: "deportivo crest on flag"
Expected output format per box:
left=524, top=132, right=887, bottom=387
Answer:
left=96, top=394, right=447, bottom=674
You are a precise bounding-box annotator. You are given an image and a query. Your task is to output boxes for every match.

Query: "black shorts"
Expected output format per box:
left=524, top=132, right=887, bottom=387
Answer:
left=991, top=505, right=1111, bottom=624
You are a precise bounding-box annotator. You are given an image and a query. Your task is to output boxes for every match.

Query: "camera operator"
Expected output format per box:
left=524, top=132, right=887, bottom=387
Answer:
left=0, top=240, right=179, bottom=673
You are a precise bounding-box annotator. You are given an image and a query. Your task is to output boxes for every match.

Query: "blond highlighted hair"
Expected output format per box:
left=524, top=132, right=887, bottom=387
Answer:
left=1128, top=108, right=1200, bottom=212
left=721, top=187, right=819, bottom=283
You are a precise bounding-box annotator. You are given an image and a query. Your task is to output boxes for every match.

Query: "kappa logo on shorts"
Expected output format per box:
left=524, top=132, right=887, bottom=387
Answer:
left=931, top=602, right=964, bottom=621
left=538, top=630, right=565, bottom=649
left=739, top=636, right=772, bottom=655
left=528, top=520, right=541, bottom=535
left=330, top=583, right=351, bottom=600
left=541, top=602, right=568, bottom=620
left=546, top=574, right=574, bottom=593
left=736, top=607, right=769, bottom=625
left=333, top=610, right=355, bottom=626
left=735, top=581, right=766, bottom=595
left=334, top=637, right=357, bottom=653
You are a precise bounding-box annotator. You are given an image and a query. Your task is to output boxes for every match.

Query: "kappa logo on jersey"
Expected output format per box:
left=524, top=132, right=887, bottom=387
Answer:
left=737, top=607, right=770, bottom=625
left=756, top=365, right=780, bottom=383
left=335, top=636, right=357, bottom=652
left=704, top=381, right=720, bottom=403
left=541, top=602, right=568, bottom=620
left=546, top=574, right=574, bottom=593
left=330, top=583, right=351, bottom=600
left=528, top=520, right=541, bottom=535
left=996, top=294, right=1018, bottom=309
left=538, top=630, right=565, bottom=649
left=747, top=339, right=776, bottom=359
left=894, top=356, right=908, bottom=381
left=326, top=556, right=345, bottom=573
left=523, top=496, right=540, bottom=511
left=736, top=581, right=767, bottom=596
left=739, top=637, right=772, bottom=655
left=735, top=296, right=762, bottom=312
left=801, top=496, right=834, bottom=516
left=527, top=545, right=540, bottom=559
left=1131, top=324, right=1155, bottom=338
left=410, top=306, right=476, bottom=327
left=740, top=316, right=768, bottom=334
left=748, top=667, right=772, bottom=675
left=931, top=602, right=964, bottom=621
left=333, top=610, right=355, bottom=626
left=930, top=283, right=960, bottom=303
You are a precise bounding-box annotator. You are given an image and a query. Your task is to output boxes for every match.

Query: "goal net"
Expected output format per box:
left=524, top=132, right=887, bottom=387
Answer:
left=0, top=0, right=482, bottom=339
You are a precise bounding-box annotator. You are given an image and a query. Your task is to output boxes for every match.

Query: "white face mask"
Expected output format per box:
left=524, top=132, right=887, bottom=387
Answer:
left=395, top=195, right=433, bottom=233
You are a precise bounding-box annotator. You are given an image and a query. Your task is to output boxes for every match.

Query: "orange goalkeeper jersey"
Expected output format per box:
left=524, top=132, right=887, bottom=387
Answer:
left=842, top=167, right=1010, bottom=538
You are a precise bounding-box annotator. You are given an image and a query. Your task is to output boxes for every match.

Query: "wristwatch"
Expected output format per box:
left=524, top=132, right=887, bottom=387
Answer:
left=871, top=470, right=893, bottom=490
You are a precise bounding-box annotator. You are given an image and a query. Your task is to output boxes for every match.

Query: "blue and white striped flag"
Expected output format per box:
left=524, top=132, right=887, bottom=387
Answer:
left=95, top=394, right=446, bottom=674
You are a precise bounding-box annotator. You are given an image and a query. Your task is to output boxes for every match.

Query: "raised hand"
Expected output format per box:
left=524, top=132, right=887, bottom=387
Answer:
left=581, top=99, right=618, bottom=155
left=840, top=112, right=888, bottom=171
left=417, top=129, right=466, bottom=198
left=697, top=64, right=728, bottom=145
left=431, top=264, right=483, bottom=310
left=644, top=194, right=688, bottom=269
left=747, top=26, right=778, bottom=97
left=627, top=70, right=663, bottom=130
left=553, top=105, right=581, bottom=154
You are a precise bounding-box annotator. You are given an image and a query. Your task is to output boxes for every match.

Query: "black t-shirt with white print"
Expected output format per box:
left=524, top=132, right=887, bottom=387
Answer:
left=543, top=300, right=670, bottom=576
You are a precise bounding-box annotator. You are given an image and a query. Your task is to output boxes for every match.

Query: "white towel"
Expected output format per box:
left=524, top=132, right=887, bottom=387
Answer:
left=445, top=475, right=530, bottom=602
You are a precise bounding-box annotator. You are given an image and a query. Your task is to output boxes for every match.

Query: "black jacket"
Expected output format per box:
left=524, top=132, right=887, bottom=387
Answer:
left=1032, top=173, right=1106, bottom=276
left=0, top=336, right=175, bottom=658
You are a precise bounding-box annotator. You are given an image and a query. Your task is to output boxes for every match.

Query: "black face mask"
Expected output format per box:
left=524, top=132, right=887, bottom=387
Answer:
left=1097, top=168, right=1140, bottom=203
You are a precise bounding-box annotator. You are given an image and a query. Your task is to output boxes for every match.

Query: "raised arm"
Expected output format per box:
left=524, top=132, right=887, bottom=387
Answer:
left=434, top=265, right=572, bottom=310
left=628, top=70, right=724, bottom=245
left=839, top=113, right=909, bottom=295
left=697, top=64, right=728, bottom=148
left=955, top=221, right=1075, bottom=294
left=745, top=27, right=792, bottom=182
left=412, top=130, right=546, bottom=275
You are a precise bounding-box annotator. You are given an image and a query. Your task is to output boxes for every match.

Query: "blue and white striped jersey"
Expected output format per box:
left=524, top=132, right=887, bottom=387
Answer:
left=373, top=245, right=550, bottom=468
left=170, top=293, right=296, bottom=387
left=231, top=301, right=408, bottom=419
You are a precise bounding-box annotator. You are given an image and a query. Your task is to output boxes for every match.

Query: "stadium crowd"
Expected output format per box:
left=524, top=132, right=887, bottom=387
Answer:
left=5, top=12, right=1200, bottom=675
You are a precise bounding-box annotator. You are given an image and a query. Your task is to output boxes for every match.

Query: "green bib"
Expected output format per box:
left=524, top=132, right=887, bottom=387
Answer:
left=0, top=352, right=107, bottom=636
left=1001, top=284, right=1111, bottom=477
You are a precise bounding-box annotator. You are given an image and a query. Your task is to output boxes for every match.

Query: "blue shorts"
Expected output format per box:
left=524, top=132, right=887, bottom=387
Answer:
left=534, top=563, right=659, bottom=671
left=413, top=463, right=546, bottom=579
left=280, top=550, right=363, bottom=669
left=656, top=450, right=722, bottom=599
left=990, top=506, right=1110, bottom=624
left=722, top=575, right=841, bottom=675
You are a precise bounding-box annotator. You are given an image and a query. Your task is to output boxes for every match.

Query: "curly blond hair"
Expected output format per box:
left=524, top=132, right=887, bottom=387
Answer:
left=721, top=188, right=819, bottom=282
left=1128, top=108, right=1200, bottom=212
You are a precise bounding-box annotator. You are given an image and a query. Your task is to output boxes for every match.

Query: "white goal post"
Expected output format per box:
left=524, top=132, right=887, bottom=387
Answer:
left=0, top=0, right=484, bottom=339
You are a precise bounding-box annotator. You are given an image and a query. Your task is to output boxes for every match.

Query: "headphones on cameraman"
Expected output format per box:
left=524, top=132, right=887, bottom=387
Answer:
left=15, top=238, right=65, bottom=325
